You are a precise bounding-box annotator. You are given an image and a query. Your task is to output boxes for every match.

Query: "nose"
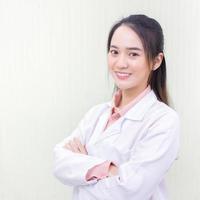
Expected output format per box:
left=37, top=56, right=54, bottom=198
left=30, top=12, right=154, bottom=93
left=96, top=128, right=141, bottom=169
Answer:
left=116, top=54, right=128, bottom=69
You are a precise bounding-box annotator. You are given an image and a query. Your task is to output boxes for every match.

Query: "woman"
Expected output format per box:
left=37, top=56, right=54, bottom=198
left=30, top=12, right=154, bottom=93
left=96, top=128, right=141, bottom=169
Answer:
left=53, top=14, right=180, bottom=200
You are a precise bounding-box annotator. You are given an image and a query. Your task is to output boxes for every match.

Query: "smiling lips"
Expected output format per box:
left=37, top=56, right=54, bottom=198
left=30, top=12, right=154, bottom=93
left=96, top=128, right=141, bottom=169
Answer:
left=115, top=72, right=132, bottom=80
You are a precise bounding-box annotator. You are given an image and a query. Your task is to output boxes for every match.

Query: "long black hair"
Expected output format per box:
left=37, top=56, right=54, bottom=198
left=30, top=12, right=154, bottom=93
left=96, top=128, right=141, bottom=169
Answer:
left=107, top=14, right=169, bottom=105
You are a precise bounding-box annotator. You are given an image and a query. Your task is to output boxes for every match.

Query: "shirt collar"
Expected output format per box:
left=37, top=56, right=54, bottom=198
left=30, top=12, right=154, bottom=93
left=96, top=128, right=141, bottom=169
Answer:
left=110, top=85, right=151, bottom=116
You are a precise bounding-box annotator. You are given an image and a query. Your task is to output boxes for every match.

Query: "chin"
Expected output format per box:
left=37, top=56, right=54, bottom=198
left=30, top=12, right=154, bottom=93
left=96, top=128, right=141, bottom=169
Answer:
left=115, top=84, right=136, bottom=91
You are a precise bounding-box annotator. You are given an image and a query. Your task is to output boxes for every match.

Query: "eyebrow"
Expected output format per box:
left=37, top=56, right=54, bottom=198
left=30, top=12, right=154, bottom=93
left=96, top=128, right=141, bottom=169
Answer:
left=110, top=45, right=142, bottom=51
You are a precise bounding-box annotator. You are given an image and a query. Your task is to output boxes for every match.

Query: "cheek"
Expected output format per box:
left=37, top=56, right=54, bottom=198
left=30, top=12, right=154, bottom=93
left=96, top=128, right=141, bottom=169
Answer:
left=107, top=56, right=115, bottom=70
left=135, top=59, right=150, bottom=72
left=136, top=67, right=151, bottom=81
left=129, top=63, right=151, bottom=81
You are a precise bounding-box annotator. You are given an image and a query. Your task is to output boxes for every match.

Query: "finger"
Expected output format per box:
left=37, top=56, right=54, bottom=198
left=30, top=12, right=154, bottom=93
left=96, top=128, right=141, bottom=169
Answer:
left=72, top=138, right=84, bottom=153
left=69, top=140, right=80, bottom=153
left=73, top=138, right=88, bottom=154
left=64, top=143, right=72, bottom=150
left=82, top=145, right=88, bottom=154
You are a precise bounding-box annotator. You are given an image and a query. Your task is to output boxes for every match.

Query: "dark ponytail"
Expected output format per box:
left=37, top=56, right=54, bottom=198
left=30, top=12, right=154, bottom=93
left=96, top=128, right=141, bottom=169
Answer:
left=148, top=56, right=168, bottom=104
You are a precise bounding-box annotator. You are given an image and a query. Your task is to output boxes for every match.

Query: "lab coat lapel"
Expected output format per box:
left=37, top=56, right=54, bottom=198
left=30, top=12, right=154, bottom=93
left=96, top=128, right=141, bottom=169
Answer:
left=88, top=108, right=112, bottom=144
left=88, top=104, right=124, bottom=144
left=92, top=90, right=157, bottom=144
left=124, top=90, right=157, bottom=121
left=96, top=116, right=124, bottom=142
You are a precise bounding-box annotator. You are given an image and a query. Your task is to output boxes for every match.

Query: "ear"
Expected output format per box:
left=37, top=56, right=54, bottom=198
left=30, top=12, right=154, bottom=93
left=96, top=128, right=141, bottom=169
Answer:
left=152, top=53, right=164, bottom=71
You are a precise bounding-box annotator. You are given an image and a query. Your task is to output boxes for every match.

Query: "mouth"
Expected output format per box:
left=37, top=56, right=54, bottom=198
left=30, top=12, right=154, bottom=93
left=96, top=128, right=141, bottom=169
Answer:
left=115, top=71, right=132, bottom=80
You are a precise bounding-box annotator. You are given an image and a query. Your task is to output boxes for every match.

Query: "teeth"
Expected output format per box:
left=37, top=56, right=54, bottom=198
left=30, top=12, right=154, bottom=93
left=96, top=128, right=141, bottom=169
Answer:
left=116, top=72, right=131, bottom=77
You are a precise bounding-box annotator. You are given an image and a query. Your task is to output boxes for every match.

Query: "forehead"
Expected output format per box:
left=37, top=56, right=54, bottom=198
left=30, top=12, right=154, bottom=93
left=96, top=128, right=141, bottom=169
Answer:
left=110, top=25, right=143, bottom=49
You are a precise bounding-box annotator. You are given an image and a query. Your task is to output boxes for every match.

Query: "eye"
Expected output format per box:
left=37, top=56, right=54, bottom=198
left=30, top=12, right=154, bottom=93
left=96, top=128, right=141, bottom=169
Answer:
left=129, top=52, right=139, bottom=57
left=109, top=49, right=119, bottom=55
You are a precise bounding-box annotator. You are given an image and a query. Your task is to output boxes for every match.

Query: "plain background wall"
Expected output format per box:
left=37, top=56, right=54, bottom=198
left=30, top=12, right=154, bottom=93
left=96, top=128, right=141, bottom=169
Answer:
left=0, top=0, right=199, bottom=199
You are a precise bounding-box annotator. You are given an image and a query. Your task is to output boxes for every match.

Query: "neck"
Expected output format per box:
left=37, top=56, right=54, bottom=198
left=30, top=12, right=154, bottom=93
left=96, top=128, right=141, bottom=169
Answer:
left=119, top=85, right=149, bottom=108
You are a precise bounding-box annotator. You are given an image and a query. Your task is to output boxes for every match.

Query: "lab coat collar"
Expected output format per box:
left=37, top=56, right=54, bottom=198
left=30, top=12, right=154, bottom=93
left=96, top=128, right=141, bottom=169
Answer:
left=90, top=90, right=158, bottom=144
left=106, top=90, right=158, bottom=121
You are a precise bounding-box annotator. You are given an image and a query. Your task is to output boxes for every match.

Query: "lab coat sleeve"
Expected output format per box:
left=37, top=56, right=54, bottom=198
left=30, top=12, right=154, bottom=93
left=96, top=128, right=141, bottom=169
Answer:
left=53, top=105, right=108, bottom=187
left=81, top=112, right=180, bottom=199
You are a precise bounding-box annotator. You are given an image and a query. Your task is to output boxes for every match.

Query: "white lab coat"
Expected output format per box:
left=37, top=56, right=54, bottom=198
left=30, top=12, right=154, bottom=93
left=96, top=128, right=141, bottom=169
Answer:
left=53, top=90, right=180, bottom=200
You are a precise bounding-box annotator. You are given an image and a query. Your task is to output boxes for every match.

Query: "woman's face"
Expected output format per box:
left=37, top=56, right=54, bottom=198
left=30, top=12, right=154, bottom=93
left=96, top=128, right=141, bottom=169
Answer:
left=108, top=25, right=152, bottom=93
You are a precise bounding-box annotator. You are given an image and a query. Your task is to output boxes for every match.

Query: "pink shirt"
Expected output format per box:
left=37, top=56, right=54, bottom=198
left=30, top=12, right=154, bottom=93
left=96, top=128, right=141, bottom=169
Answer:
left=85, top=86, right=151, bottom=181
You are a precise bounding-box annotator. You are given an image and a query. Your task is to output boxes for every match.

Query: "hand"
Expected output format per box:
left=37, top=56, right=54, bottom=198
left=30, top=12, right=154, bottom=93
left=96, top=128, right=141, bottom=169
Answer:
left=64, top=137, right=88, bottom=155
left=108, top=163, right=118, bottom=176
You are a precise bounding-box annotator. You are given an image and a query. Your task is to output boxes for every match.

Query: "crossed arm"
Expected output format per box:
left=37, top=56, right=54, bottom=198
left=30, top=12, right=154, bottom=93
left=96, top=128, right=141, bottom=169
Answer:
left=64, top=137, right=118, bottom=179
